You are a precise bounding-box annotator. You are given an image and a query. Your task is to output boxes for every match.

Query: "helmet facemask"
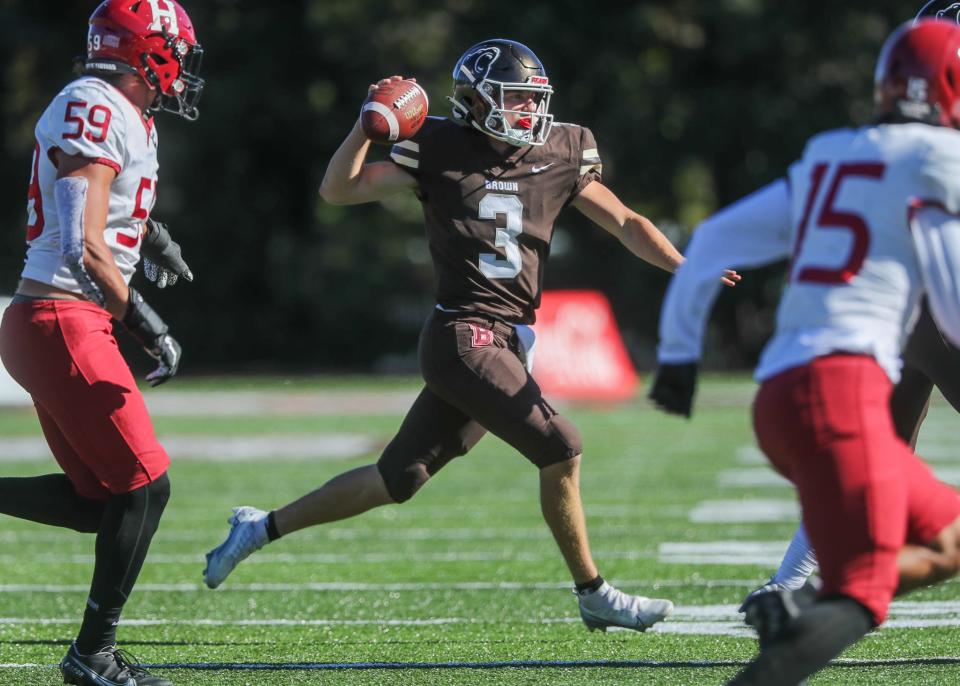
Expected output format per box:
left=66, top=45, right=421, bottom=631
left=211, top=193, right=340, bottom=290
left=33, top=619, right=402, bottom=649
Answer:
left=145, top=28, right=204, bottom=121
left=477, top=78, right=553, bottom=146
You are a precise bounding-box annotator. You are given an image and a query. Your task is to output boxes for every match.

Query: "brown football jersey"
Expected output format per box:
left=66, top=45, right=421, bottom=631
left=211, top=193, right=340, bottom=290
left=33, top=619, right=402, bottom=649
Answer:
left=390, top=117, right=602, bottom=324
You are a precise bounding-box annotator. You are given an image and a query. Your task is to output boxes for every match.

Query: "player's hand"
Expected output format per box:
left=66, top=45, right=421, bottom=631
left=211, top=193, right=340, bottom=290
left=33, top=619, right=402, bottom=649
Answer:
left=649, top=362, right=699, bottom=418
left=367, top=75, right=415, bottom=96
left=142, top=218, right=193, bottom=288
left=359, top=76, right=408, bottom=131
left=721, top=269, right=741, bottom=287
left=144, top=258, right=187, bottom=289
left=122, top=287, right=182, bottom=387
left=144, top=333, right=182, bottom=387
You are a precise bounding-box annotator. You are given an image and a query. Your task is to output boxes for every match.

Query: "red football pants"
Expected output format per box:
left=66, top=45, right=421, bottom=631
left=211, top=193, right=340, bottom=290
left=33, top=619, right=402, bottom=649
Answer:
left=753, top=354, right=960, bottom=625
left=0, top=300, right=169, bottom=499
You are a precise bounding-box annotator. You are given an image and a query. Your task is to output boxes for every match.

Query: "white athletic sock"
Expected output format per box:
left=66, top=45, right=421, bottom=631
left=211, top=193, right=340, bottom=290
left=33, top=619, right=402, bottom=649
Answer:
left=771, top=524, right=818, bottom=590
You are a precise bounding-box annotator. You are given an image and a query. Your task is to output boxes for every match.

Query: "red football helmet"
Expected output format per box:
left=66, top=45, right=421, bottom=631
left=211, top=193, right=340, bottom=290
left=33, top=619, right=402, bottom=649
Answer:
left=85, top=0, right=204, bottom=120
left=874, top=19, right=960, bottom=129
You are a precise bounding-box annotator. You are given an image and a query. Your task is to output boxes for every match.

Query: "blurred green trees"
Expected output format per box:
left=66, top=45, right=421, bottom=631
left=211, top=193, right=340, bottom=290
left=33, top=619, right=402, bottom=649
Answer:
left=0, top=1, right=914, bottom=372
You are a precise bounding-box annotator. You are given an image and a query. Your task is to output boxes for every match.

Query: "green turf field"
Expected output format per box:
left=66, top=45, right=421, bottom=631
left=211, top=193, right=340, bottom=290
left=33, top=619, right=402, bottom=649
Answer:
left=1, top=375, right=958, bottom=685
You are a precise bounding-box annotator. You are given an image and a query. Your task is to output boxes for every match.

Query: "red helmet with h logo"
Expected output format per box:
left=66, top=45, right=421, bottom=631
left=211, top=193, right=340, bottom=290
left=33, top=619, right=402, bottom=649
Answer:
left=85, top=0, right=204, bottom=120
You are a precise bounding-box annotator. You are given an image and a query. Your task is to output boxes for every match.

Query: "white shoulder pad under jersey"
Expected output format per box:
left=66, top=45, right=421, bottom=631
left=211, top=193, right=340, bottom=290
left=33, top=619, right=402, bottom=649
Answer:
left=657, top=179, right=792, bottom=363
left=757, top=123, right=960, bottom=383
left=21, top=76, right=159, bottom=293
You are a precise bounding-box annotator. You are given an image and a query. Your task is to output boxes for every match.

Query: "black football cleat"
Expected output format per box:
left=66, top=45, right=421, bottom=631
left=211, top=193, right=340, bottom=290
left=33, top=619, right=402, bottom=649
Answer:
left=742, top=587, right=799, bottom=651
left=737, top=579, right=786, bottom=614
left=60, top=642, right=172, bottom=686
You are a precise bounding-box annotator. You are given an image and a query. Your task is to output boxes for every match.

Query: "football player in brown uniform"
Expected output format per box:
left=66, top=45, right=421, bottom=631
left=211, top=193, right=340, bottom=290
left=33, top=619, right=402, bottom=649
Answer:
left=204, top=38, right=737, bottom=632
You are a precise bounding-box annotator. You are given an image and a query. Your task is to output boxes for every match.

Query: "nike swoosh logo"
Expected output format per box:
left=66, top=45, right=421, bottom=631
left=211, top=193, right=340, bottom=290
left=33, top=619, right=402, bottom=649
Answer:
left=531, top=163, right=554, bottom=173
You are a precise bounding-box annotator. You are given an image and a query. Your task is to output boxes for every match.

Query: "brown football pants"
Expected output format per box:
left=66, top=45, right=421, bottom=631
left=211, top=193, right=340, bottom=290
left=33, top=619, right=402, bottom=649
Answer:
left=377, top=310, right=582, bottom=503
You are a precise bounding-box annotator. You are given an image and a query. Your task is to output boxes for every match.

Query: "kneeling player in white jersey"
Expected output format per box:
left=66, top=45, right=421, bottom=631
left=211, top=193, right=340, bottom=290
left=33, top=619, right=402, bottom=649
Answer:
left=651, top=20, right=960, bottom=686
left=0, top=2, right=201, bottom=685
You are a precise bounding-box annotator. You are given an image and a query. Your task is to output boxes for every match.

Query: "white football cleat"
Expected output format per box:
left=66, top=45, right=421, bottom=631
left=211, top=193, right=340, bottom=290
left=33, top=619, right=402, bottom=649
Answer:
left=203, top=506, right=269, bottom=589
left=576, top=582, right=674, bottom=632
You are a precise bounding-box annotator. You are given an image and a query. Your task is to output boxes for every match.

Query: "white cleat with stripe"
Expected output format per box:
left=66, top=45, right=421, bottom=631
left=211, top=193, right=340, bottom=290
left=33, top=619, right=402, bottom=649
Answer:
left=203, top=506, right=269, bottom=589
left=577, top=582, right=674, bottom=632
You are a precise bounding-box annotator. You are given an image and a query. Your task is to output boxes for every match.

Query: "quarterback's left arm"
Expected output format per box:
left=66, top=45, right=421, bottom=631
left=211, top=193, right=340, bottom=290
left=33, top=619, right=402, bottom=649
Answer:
left=910, top=203, right=960, bottom=348
left=572, top=181, right=684, bottom=273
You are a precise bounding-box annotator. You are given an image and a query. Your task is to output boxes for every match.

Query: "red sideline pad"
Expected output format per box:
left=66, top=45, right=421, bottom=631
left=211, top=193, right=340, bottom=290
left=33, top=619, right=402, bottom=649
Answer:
left=533, top=290, right=638, bottom=401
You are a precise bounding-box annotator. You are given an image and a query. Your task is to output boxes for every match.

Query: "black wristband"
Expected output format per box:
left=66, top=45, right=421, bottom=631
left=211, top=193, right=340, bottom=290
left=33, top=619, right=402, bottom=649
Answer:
left=141, top=219, right=172, bottom=262
left=122, top=287, right=168, bottom=349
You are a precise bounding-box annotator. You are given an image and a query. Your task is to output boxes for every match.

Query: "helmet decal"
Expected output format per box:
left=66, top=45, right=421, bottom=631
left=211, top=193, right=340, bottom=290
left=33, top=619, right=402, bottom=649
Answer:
left=460, top=47, right=501, bottom=84
left=906, top=77, right=929, bottom=102
left=916, top=1, right=960, bottom=23
left=901, top=76, right=934, bottom=119
left=145, top=0, right=180, bottom=35
left=938, top=4, right=960, bottom=20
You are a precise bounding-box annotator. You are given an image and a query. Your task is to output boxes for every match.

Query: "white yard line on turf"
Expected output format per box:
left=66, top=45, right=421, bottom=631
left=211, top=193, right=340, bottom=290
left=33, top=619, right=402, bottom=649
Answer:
left=735, top=444, right=960, bottom=467
left=0, top=525, right=635, bottom=544
left=143, top=390, right=418, bottom=417
left=687, top=501, right=799, bottom=524
left=659, top=541, right=788, bottom=566
left=0, top=434, right=378, bottom=462
left=930, top=467, right=960, bottom=484
left=4, top=599, right=960, bottom=635
left=916, top=425, right=960, bottom=441
left=0, top=579, right=763, bottom=593
left=0, top=549, right=660, bottom=564
left=716, top=469, right=789, bottom=488
left=719, top=466, right=960, bottom=489
left=5, top=656, right=960, bottom=670
left=0, top=539, right=816, bottom=566
left=915, top=447, right=960, bottom=461
left=6, top=601, right=959, bottom=622
left=735, top=446, right=766, bottom=465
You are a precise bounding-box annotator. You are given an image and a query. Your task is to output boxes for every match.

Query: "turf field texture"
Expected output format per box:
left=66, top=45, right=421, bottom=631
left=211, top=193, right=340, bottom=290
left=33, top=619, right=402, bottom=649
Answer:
left=0, top=374, right=958, bottom=685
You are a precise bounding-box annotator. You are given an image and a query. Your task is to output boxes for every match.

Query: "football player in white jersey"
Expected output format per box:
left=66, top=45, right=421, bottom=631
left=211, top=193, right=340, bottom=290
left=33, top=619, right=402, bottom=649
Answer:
left=735, top=0, right=960, bottom=619
left=736, top=299, right=960, bottom=612
left=650, top=20, right=960, bottom=686
left=0, top=2, right=202, bottom=684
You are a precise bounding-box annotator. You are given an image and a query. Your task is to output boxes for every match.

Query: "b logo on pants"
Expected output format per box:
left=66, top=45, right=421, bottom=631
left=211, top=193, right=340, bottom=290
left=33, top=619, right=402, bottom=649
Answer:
left=468, top=324, right=494, bottom=347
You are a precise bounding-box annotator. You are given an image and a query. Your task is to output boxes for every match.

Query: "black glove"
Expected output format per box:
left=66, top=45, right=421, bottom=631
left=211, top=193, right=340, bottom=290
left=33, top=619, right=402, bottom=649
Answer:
left=123, top=287, right=182, bottom=386
left=648, top=362, right=699, bottom=418
left=141, top=218, right=193, bottom=288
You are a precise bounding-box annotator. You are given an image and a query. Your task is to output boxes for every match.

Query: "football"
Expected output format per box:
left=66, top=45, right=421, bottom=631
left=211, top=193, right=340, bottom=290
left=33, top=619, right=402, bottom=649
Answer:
left=360, top=79, right=429, bottom=144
